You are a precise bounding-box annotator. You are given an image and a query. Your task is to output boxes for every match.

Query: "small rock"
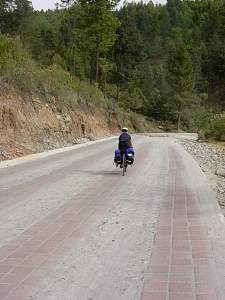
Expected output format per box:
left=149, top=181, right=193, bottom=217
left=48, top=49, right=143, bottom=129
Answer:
left=215, top=170, right=225, bottom=177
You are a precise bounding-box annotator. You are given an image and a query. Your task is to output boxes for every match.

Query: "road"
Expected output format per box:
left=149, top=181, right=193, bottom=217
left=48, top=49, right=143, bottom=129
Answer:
left=0, top=135, right=225, bottom=300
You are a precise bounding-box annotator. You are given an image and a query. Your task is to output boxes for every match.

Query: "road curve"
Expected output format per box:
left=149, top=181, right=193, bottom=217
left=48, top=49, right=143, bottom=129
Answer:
left=0, top=135, right=225, bottom=300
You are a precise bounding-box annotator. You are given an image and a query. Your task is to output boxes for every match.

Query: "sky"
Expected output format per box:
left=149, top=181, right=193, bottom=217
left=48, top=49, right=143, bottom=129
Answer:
left=32, top=0, right=167, bottom=11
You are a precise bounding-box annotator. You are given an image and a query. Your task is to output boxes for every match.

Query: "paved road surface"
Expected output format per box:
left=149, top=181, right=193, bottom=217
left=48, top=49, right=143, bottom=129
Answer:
left=0, top=135, right=225, bottom=300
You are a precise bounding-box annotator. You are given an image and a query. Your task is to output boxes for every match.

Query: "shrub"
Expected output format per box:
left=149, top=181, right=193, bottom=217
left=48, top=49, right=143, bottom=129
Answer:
left=207, top=117, right=225, bottom=141
left=130, top=112, right=146, bottom=132
left=0, top=34, right=113, bottom=110
left=0, top=34, right=37, bottom=91
left=0, top=34, right=145, bottom=132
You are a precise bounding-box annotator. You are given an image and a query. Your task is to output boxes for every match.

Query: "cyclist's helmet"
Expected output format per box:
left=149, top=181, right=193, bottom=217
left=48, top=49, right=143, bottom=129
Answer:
left=122, top=127, right=128, bottom=132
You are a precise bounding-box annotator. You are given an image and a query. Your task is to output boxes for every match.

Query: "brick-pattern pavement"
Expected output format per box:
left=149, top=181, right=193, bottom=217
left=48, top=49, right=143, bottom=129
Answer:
left=0, top=144, right=150, bottom=300
left=0, top=172, right=123, bottom=300
left=141, top=149, right=222, bottom=300
left=1, top=138, right=225, bottom=300
left=0, top=140, right=115, bottom=211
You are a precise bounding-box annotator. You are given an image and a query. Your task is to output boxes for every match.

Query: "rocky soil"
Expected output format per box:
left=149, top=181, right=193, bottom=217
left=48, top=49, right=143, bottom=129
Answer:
left=0, top=93, right=118, bottom=161
left=179, top=139, right=225, bottom=213
left=0, top=87, right=159, bottom=162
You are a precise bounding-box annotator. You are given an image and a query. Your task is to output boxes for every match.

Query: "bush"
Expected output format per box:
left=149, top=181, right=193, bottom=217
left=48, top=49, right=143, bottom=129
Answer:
left=0, top=34, right=113, bottom=110
left=0, top=34, right=148, bottom=133
left=207, top=118, right=225, bottom=141
left=130, top=112, right=146, bottom=132
left=0, top=34, right=38, bottom=91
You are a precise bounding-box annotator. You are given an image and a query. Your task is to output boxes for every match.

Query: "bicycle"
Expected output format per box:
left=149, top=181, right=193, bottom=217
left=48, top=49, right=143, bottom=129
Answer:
left=121, top=153, right=127, bottom=176
left=114, top=148, right=134, bottom=176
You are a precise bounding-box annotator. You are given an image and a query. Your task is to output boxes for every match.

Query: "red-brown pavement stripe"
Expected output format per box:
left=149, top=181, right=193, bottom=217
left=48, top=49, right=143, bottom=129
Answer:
left=195, top=281, right=217, bottom=294
left=169, top=281, right=195, bottom=293
left=174, top=152, right=220, bottom=298
left=169, top=294, right=195, bottom=300
left=0, top=144, right=151, bottom=299
left=0, top=263, right=14, bottom=274
left=143, top=280, right=168, bottom=292
left=0, top=138, right=115, bottom=179
left=1, top=266, right=35, bottom=287
left=141, top=148, right=222, bottom=300
left=0, top=284, right=12, bottom=299
left=0, top=203, right=106, bottom=297
left=3, top=282, right=37, bottom=300
left=0, top=179, right=120, bottom=298
left=0, top=144, right=77, bottom=176
left=0, top=246, right=20, bottom=261
left=0, top=141, right=115, bottom=210
left=196, top=295, right=218, bottom=300
left=169, top=273, right=194, bottom=283
left=141, top=293, right=166, bottom=300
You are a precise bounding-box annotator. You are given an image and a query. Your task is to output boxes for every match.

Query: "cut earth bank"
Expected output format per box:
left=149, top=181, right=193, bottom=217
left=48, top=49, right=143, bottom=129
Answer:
left=0, top=89, right=159, bottom=161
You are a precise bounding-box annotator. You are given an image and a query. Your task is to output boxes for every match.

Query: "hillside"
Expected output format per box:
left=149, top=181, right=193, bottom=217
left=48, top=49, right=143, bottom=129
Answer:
left=0, top=82, right=157, bottom=160
left=1, top=0, right=225, bottom=159
left=0, top=33, right=156, bottom=161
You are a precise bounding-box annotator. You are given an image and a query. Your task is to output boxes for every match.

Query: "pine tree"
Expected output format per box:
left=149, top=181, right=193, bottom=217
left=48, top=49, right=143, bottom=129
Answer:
left=59, top=0, right=74, bottom=9
left=0, top=0, right=32, bottom=34
left=167, top=41, right=195, bottom=130
left=75, top=0, right=120, bottom=83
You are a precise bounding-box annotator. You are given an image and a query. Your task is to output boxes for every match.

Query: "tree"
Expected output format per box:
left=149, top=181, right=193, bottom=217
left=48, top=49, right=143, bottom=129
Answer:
left=58, top=0, right=74, bottom=9
left=0, top=0, right=32, bottom=35
left=74, top=0, right=120, bottom=83
left=1, top=0, right=225, bottom=132
left=167, top=39, right=195, bottom=130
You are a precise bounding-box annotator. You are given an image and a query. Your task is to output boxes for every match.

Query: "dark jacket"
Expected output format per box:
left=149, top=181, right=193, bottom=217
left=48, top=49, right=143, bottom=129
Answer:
left=118, top=132, right=132, bottom=152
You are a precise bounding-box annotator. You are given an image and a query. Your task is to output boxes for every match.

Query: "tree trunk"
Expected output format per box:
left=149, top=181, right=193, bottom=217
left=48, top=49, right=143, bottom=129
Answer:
left=89, top=66, right=92, bottom=84
left=73, top=47, right=75, bottom=75
left=104, top=74, right=107, bottom=98
left=95, top=47, right=99, bottom=83
left=116, top=82, right=119, bottom=102
left=177, top=103, right=182, bottom=132
left=177, top=111, right=181, bottom=132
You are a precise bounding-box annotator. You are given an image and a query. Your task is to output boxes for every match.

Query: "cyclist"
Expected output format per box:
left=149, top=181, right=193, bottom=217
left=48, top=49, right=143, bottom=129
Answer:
left=119, top=127, right=132, bottom=151
left=118, top=127, right=133, bottom=167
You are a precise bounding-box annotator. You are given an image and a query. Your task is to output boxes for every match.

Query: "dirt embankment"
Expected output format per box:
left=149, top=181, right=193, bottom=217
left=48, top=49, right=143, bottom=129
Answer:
left=0, top=89, right=157, bottom=161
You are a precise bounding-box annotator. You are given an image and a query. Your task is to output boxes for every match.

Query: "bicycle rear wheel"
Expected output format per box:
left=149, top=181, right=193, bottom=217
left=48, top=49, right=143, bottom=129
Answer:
left=122, top=154, right=127, bottom=176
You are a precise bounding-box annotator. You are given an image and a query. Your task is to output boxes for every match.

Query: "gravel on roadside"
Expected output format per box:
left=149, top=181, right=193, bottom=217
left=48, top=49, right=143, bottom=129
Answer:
left=179, top=139, right=225, bottom=213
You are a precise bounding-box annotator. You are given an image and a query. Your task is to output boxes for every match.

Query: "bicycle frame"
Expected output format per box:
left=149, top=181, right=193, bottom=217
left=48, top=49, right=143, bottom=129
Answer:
left=122, top=153, right=127, bottom=176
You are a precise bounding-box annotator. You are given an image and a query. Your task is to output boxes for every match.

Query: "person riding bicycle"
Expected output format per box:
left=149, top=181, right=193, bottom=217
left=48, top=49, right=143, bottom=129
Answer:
left=119, top=127, right=132, bottom=152
left=118, top=128, right=133, bottom=167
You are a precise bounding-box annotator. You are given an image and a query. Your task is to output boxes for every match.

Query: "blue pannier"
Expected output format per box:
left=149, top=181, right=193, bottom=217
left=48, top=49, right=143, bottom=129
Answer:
left=114, top=149, right=122, bottom=164
left=126, top=147, right=135, bottom=164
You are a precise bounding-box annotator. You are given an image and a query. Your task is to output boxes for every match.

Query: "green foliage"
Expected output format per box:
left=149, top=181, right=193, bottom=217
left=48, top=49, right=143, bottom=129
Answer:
left=167, top=44, right=194, bottom=94
left=74, top=0, right=120, bottom=82
left=207, top=118, right=225, bottom=141
left=1, top=0, right=225, bottom=136
left=0, top=34, right=108, bottom=109
left=0, top=34, right=37, bottom=90
left=0, top=0, right=32, bottom=35
left=130, top=112, right=147, bottom=132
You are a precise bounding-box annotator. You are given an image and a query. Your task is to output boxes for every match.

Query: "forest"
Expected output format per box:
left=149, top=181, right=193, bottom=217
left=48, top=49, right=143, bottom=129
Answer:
left=0, top=0, right=225, bottom=139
